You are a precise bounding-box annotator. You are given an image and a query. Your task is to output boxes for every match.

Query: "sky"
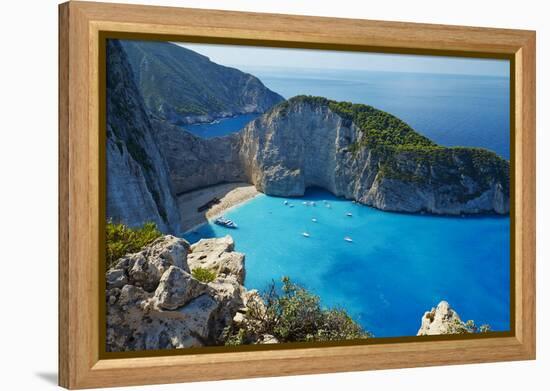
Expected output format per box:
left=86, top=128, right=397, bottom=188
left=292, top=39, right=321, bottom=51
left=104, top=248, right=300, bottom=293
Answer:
left=176, top=42, right=509, bottom=77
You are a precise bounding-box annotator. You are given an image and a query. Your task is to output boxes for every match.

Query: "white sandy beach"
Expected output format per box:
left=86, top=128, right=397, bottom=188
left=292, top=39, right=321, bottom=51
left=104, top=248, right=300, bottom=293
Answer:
left=177, top=182, right=260, bottom=232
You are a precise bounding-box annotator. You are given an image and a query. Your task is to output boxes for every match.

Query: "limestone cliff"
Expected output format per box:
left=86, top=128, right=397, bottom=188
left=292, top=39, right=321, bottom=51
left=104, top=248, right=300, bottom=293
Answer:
left=106, top=40, right=181, bottom=233
left=153, top=119, right=245, bottom=195
left=239, top=96, right=510, bottom=215
left=106, top=234, right=261, bottom=351
left=417, top=301, right=490, bottom=335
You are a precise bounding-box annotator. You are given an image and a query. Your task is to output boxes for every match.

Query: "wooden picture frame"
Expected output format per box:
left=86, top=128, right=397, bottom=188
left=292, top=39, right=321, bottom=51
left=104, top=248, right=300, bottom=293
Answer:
left=58, top=1, right=536, bottom=389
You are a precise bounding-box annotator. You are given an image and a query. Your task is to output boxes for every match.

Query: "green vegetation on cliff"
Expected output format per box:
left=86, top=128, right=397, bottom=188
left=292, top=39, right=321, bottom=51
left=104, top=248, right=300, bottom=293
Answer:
left=191, top=267, right=217, bottom=283
left=224, top=277, right=370, bottom=345
left=118, top=40, right=284, bottom=121
left=106, top=221, right=162, bottom=268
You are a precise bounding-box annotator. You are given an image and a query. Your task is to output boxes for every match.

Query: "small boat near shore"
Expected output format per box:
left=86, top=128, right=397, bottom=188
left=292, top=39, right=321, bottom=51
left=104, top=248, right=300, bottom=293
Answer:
left=302, top=232, right=310, bottom=237
left=344, top=236, right=353, bottom=242
left=346, top=212, right=353, bottom=217
left=214, top=216, right=238, bottom=229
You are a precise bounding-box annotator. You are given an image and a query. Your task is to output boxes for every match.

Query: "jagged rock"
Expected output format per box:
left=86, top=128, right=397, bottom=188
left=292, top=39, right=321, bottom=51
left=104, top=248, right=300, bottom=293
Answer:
left=154, top=266, right=206, bottom=310
left=417, top=301, right=463, bottom=336
left=258, top=334, right=279, bottom=344
left=113, top=235, right=190, bottom=292
left=145, top=235, right=191, bottom=273
left=188, top=236, right=246, bottom=284
left=106, top=235, right=254, bottom=352
left=106, top=269, right=127, bottom=289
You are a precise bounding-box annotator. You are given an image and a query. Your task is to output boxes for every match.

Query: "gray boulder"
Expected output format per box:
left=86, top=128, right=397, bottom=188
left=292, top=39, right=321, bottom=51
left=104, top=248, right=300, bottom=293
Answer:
left=106, top=235, right=255, bottom=352
left=417, top=301, right=463, bottom=336
left=188, top=236, right=246, bottom=284
left=154, top=266, right=206, bottom=310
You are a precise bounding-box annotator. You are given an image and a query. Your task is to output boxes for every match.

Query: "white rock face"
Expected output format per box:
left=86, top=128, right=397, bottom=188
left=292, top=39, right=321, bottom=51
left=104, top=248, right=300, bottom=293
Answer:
left=417, top=301, right=463, bottom=336
left=153, top=119, right=246, bottom=195
left=106, top=235, right=251, bottom=352
left=238, top=99, right=510, bottom=215
left=187, top=236, right=246, bottom=284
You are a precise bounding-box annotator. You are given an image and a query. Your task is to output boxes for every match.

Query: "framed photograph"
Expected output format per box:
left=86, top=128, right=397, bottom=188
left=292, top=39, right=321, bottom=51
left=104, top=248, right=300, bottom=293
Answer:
left=59, top=1, right=536, bottom=389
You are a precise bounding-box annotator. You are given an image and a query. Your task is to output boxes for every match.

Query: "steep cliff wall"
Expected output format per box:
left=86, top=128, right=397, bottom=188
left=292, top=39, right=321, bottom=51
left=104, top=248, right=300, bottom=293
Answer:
left=153, top=119, right=246, bottom=195
left=106, top=40, right=181, bottom=233
left=239, top=97, right=510, bottom=215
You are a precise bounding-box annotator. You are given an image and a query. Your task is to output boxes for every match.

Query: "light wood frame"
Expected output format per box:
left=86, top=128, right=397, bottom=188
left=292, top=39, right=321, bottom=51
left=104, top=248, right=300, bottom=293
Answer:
left=59, top=1, right=536, bottom=389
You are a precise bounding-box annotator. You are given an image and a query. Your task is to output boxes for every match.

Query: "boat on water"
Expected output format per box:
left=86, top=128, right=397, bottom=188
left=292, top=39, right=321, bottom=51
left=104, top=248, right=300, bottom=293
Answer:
left=311, top=218, right=318, bottom=223
left=346, top=212, right=353, bottom=217
left=214, top=216, right=238, bottom=229
left=284, top=200, right=289, bottom=205
left=344, top=236, right=353, bottom=242
left=302, top=232, right=310, bottom=238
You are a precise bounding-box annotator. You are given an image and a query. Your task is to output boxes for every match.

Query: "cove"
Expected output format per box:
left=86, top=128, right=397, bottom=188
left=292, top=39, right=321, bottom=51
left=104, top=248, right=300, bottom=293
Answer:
left=182, top=113, right=260, bottom=138
left=184, top=188, right=510, bottom=338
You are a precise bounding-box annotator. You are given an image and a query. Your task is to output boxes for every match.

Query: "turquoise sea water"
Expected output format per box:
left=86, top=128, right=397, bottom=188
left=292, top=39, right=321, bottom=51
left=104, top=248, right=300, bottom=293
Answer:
left=183, top=113, right=261, bottom=138
left=181, top=68, right=511, bottom=337
left=184, top=189, right=510, bottom=338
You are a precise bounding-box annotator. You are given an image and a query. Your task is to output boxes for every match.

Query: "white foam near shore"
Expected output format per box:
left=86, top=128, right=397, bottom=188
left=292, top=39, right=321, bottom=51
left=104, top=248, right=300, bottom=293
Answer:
left=177, top=182, right=260, bottom=233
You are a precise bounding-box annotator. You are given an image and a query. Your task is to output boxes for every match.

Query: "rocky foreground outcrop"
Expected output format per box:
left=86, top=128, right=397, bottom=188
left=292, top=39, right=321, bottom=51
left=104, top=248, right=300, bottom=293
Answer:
left=417, top=301, right=464, bottom=336
left=416, top=301, right=490, bottom=336
left=106, top=235, right=263, bottom=351
left=239, top=97, right=510, bottom=215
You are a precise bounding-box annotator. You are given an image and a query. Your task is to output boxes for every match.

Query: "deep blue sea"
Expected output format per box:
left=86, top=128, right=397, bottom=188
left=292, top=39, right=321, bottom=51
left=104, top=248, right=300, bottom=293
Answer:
left=186, top=68, right=510, bottom=159
left=252, top=67, right=510, bottom=159
left=185, top=189, right=510, bottom=338
left=182, top=68, right=511, bottom=338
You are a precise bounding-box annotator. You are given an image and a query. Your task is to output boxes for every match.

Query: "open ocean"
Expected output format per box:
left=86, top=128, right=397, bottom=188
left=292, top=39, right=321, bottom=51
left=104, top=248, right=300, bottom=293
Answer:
left=183, top=68, right=511, bottom=337
left=187, top=68, right=510, bottom=159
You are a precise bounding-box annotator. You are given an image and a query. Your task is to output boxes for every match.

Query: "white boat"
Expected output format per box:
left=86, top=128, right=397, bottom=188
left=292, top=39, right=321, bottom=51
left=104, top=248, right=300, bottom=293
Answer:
left=311, top=218, right=318, bottom=223
left=325, top=203, right=332, bottom=209
left=344, top=236, right=353, bottom=242
left=284, top=200, right=289, bottom=205
left=302, top=201, right=308, bottom=205
left=346, top=212, right=353, bottom=217
left=302, top=232, right=310, bottom=238
left=214, top=216, right=238, bottom=229
left=289, top=204, right=294, bottom=208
